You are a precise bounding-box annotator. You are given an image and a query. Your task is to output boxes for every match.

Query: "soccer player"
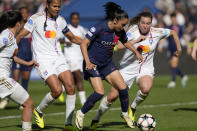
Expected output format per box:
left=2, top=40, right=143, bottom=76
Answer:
left=75, top=2, right=145, bottom=130
left=0, top=11, right=38, bottom=131
left=164, top=12, right=189, bottom=88
left=90, top=11, right=182, bottom=128
left=16, top=0, right=82, bottom=130
left=60, top=12, right=87, bottom=105
left=191, top=39, right=197, bottom=61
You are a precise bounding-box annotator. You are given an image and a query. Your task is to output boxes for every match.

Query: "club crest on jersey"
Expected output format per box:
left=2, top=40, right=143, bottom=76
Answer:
left=90, top=27, right=96, bottom=32
left=45, top=30, right=56, bottom=38
left=27, top=19, right=33, bottom=25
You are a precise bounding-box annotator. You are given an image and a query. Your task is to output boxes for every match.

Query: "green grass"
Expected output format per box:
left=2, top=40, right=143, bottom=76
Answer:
left=0, top=75, right=197, bottom=131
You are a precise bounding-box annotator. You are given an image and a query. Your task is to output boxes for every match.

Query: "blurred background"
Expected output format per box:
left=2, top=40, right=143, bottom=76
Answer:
left=0, top=0, right=196, bottom=79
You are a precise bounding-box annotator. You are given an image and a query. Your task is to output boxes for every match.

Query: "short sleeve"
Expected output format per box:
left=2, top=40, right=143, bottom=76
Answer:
left=57, top=16, right=70, bottom=34
left=159, top=28, right=171, bottom=39
left=24, top=17, right=35, bottom=33
left=85, top=24, right=102, bottom=42
left=0, top=35, right=9, bottom=48
left=118, top=30, right=128, bottom=44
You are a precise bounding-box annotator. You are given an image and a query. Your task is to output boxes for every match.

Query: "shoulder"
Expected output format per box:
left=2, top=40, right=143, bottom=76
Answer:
left=127, top=25, right=138, bottom=33
left=0, top=29, right=12, bottom=45
left=57, top=15, right=66, bottom=22
left=30, top=12, right=43, bottom=21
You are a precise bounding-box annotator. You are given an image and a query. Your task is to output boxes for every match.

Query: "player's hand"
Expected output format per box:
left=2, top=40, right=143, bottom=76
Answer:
left=191, top=50, right=196, bottom=61
left=136, top=52, right=144, bottom=63
left=136, top=35, right=146, bottom=43
left=187, top=47, right=192, bottom=55
left=27, top=60, right=39, bottom=67
left=174, top=49, right=182, bottom=57
left=86, top=61, right=96, bottom=70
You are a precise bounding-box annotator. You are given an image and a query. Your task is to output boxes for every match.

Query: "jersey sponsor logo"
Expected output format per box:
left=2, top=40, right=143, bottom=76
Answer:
left=101, top=41, right=114, bottom=46
left=27, top=19, right=33, bottom=25
left=87, top=31, right=93, bottom=37
left=2, top=38, right=8, bottom=44
left=45, top=30, right=56, bottom=38
left=90, top=27, right=96, bottom=32
left=137, top=45, right=150, bottom=53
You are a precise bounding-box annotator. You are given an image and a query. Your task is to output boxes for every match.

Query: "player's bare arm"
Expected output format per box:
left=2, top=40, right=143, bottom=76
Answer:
left=16, top=28, right=30, bottom=43
left=170, top=30, right=182, bottom=57
left=13, top=56, right=39, bottom=67
left=64, top=30, right=82, bottom=45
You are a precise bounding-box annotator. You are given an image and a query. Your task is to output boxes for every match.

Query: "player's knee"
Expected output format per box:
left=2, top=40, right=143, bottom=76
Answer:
left=23, top=97, right=34, bottom=109
left=65, top=83, right=75, bottom=95
left=52, top=86, right=62, bottom=98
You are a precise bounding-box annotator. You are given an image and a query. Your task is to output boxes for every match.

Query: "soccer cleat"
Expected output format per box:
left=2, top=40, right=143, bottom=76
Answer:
left=128, top=106, right=136, bottom=122
left=58, top=93, right=64, bottom=103
left=64, top=124, right=78, bottom=131
left=181, top=75, right=188, bottom=88
left=75, top=110, right=84, bottom=130
left=90, top=120, right=99, bottom=129
left=0, top=99, right=8, bottom=109
left=167, top=81, right=175, bottom=88
left=34, top=109, right=44, bottom=128
left=121, top=112, right=135, bottom=128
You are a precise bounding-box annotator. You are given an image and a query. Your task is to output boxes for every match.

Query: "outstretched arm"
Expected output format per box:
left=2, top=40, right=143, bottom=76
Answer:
left=169, top=30, right=182, bottom=57
left=64, top=30, right=82, bottom=45
left=16, top=28, right=30, bottom=43
left=13, top=56, right=39, bottom=67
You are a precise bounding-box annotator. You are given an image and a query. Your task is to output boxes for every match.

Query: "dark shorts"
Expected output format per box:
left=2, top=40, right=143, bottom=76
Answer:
left=12, top=62, right=33, bottom=71
left=83, top=60, right=117, bottom=80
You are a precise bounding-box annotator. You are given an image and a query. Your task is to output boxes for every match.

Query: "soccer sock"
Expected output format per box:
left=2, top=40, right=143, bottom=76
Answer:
left=78, top=91, right=86, bottom=105
left=176, top=68, right=184, bottom=78
left=22, top=79, right=29, bottom=91
left=36, top=92, right=55, bottom=113
left=65, top=94, right=76, bottom=125
left=81, top=92, right=103, bottom=114
left=62, top=85, right=65, bottom=92
left=172, top=68, right=177, bottom=81
left=131, top=90, right=148, bottom=109
left=118, top=88, right=129, bottom=113
left=22, top=121, right=32, bottom=131
left=93, top=96, right=112, bottom=121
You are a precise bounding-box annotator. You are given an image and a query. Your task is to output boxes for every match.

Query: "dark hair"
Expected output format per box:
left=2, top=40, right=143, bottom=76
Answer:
left=103, top=2, right=128, bottom=21
left=127, top=11, right=152, bottom=30
left=170, top=12, right=176, bottom=17
left=44, top=0, right=53, bottom=31
left=19, top=6, right=28, bottom=12
left=70, top=12, right=80, bottom=20
left=0, top=11, right=22, bottom=33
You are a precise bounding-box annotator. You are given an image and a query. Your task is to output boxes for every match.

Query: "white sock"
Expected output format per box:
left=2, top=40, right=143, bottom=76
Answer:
left=65, top=94, right=76, bottom=125
left=131, top=90, right=148, bottom=109
left=36, top=92, right=55, bottom=113
left=93, top=96, right=112, bottom=121
left=62, top=85, right=65, bottom=92
left=78, top=91, right=86, bottom=105
left=22, top=121, right=32, bottom=131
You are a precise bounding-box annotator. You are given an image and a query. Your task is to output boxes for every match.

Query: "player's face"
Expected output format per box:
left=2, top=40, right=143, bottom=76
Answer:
left=138, top=16, right=152, bottom=35
left=114, top=18, right=128, bottom=32
left=171, top=16, right=177, bottom=25
left=71, top=14, right=79, bottom=27
left=47, top=0, right=61, bottom=18
left=20, top=8, right=28, bottom=22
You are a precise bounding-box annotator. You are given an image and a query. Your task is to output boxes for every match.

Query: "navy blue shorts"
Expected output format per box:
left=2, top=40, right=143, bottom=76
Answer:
left=83, top=60, right=117, bottom=80
left=12, top=62, right=33, bottom=71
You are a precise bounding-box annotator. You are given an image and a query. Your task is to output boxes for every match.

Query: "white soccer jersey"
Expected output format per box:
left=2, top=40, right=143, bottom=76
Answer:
left=64, top=24, right=86, bottom=60
left=0, top=29, right=18, bottom=78
left=24, top=11, right=68, bottom=63
left=120, top=25, right=170, bottom=76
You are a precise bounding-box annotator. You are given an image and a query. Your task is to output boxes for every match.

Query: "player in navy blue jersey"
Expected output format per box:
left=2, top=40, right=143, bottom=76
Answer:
left=165, top=13, right=190, bottom=88
left=75, top=2, right=145, bottom=130
left=12, top=7, right=32, bottom=91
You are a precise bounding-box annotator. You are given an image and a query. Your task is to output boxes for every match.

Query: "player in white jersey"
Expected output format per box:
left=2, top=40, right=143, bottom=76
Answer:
left=0, top=11, right=38, bottom=131
left=90, top=11, right=182, bottom=128
left=61, top=12, right=87, bottom=105
left=16, top=0, right=82, bottom=130
left=191, top=39, right=197, bottom=61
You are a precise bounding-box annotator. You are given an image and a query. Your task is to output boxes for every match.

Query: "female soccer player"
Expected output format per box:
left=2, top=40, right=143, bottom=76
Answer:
left=61, top=12, right=87, bottom=105
left=0, top=11, right=38, bottom=131
left=191, top=39, right=197, bottom=61
left=75, top=2, right=145, bottom=130
left=90, top=11, right=182, bottom=128
left=16, top=0, right=82, bottom=129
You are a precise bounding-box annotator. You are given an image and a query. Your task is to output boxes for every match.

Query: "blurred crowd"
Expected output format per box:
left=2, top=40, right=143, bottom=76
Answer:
left=154, top=0, right=197, bottom=44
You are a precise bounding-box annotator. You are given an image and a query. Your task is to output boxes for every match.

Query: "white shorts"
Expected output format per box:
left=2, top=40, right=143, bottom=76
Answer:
left=119, top=66, right=154, bottom=88
left=67, top=58, right=83, bottom=72
left=37, top=57, right=70, bottom=80
left=0, top=77, right=29, bottom=105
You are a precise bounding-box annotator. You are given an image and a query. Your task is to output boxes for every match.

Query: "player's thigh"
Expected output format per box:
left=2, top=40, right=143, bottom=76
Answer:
left=138, top=75, right=153, bottom=94
left=46, top=74, right=62, bottom=96
left=12, top=69, right=20, bottom=82
left=105, top=70, right=127, bottom=90
left=9, top=80, right=30, bottom=105
left=21, top=71, right=31, bottom=80
left=89, top=77, right=105, bottom=95
left=107, top=86, right=119, bottom=102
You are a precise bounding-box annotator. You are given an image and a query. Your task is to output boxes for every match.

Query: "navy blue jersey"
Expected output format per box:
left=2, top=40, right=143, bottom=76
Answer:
left=86, top=21, right=128, bottom=66
left=166, top=25, right=184, bottom=52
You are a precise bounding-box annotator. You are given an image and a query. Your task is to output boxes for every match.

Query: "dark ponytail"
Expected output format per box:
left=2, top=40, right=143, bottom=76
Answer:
left=44, top=0, right=53, bottom=31
left=0, top=11, right=22, bottom=33
left=103, top=2, right=128, bottom=21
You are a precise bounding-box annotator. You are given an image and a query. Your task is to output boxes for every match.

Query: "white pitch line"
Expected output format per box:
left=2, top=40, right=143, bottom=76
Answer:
left=0, top=101, right=197, bottom=120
